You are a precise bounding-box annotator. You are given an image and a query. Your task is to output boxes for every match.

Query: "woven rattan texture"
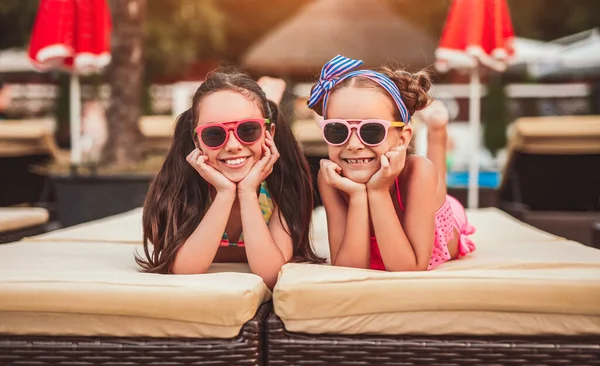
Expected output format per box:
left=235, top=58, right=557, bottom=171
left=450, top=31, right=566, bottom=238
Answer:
left=266, top=312, right=600, bottom=366
left=0, top=302, right=270, bottom=366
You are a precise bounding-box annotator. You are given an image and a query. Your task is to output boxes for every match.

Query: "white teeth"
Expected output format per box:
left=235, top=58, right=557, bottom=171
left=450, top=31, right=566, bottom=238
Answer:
left=224, top=157, right=247, bottom=166
left=346, top=158, right=372, bottom=164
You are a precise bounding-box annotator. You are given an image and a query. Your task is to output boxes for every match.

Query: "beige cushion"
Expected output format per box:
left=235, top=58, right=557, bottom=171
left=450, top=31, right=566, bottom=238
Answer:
left=30, top=208, right=143, bottom=243
left=275, top=208, right=600, bottom=336
left=309, top=206, right=562, bottom=264
left=139, top=115, right=175, bottom=138
left=509, top=116, right=600, bottom=155
left=0, top=119, right=61, bottom=158
left=0, top=207, right=49, bottom=233
left=466, top=207, right=561, bottom=243
left=500, top=116, right=600, bottom=189
left=0, top=240, right=271, bottom=338
left=139, top=115, right=175, bottom=151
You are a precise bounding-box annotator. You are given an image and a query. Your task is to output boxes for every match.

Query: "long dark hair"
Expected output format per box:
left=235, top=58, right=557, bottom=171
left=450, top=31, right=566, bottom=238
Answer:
left=137, top=69, right=323, bottom=273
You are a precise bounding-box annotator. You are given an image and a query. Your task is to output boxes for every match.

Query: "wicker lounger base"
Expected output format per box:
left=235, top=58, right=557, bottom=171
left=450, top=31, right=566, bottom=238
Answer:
left=266, top=313, right=600, bottom=366
left=0, top=303, right=270, bottom=366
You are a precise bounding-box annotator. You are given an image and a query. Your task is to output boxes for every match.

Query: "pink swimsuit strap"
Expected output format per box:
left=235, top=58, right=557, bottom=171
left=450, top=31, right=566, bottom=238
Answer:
left=394, top=177, right=405, bottom=211
left=370, top=177, right=476, bottom=271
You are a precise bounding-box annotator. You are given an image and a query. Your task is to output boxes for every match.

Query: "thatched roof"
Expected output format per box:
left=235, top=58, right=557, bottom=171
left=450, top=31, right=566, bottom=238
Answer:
left=242, top=0, right=437, bottom=76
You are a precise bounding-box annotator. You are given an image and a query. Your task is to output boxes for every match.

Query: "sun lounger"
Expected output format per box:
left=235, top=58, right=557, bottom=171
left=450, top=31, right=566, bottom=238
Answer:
left=0, top=119, right=62, bottom=159
left=499, top=116, right=600, bottom=248
left=0, top=207, right=49, bottom=244
left=266, top=207, right=600, bottom=365
left=5, top=204, right=600, bottom=365
left=139, top=115, right=175, bottom=152
left=28, top=207, right=144, bottom=244
left=0, top=119, right=62, bottom=207
left=0, top=237, right=271, bottom=365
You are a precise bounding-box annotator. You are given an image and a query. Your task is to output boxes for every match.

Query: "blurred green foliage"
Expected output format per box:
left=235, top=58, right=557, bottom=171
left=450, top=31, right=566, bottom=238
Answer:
left=483, top=74, right=509, bottom=157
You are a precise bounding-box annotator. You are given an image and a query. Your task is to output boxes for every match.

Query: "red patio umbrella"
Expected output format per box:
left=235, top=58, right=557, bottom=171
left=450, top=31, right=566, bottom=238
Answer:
left=434, top=0, right=515, bottom=208
left=28, top=0, right=111, bottom=165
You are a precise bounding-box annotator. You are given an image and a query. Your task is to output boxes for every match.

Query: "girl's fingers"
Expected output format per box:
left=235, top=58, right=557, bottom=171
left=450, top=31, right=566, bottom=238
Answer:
left=385, top=146, right=406, bottom=171
left=264, top=153, right=279, bottom=173
left=270, top=142, right=280, bottom=162
left=380, top=154, right=390, bottom=170
left=332, top=163, right=342, bottom=175
left=379, top=155, right=392, bottom=179
left=265, top=134, right=280, bottom=164
left=320, top=162, right=334, bottom=185
left=187, top=148, right=199, bottom=163
left=386, top=152, right=399, bottom=168
left=195, top=155, right=209, bottom=169
left=325, top=164, right=338, bottom=184
left=260, top=143, right=271, bottom=168
left=386, top=146, right=404, bottom=158
left=395, top=146, right=407, bottom=158
left=195, top=149, right=203, bottom=162
left=327, top=171, right=341, bottom=188
left=330, top=163, right=340, bottom=175
left=320, top=160, right=344, bottom=187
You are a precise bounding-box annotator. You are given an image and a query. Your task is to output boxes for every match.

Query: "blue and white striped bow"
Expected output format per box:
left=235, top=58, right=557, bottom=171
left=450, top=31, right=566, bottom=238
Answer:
left=307, top=55, right=410, bottom=123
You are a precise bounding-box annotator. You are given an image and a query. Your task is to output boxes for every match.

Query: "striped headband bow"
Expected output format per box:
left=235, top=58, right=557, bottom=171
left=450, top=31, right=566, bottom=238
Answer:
left=307, top=55, right=410, bottom=123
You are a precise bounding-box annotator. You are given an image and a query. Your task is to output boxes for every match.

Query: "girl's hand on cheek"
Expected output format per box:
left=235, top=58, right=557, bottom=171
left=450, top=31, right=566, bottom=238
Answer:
left=186, top=148, right=236, bottom=195
left=238, top=130, right=279, bottom=196
left=320, top=159, right=366, bottom=196
left=366, top=145, right=407, bottom=191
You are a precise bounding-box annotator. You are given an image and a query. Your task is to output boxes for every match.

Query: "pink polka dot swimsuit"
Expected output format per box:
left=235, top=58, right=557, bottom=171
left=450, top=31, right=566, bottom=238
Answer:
left=369, top=178, right=476, bottom=271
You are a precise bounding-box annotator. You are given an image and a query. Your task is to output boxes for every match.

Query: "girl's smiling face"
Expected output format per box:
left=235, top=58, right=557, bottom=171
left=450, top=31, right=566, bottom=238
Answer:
left=195, top=90, right=266, bottom=183
left=326, top=87, right=410, bottom=183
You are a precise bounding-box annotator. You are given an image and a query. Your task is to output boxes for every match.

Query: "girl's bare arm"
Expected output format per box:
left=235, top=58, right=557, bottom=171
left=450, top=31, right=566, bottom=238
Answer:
left=172, top=191, right=236, bottom=274
left=318, top=170, right=371, bottom=268
left=240, top=193, right=290, bottom=289
left=368, top=158, right=437, bottom=271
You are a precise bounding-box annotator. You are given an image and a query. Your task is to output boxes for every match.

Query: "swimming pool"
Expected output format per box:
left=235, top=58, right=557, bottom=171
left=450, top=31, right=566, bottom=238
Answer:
left=446, top=171, right=501, bottom=189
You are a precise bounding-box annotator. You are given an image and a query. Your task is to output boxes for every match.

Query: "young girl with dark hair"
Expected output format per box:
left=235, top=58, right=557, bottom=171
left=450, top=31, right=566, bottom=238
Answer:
left=138, top=69, right=322, bottom=288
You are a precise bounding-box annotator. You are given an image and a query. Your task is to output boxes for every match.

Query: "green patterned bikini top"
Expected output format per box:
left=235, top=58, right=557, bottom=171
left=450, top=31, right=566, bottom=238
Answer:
left=208, top=181, right=274, bottom=247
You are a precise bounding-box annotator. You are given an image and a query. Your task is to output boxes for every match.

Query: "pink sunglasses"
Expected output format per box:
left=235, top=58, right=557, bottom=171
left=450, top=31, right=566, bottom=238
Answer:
left=319, top=119, right=405, bottom=146
left=194, top=118, right=270, bottom=149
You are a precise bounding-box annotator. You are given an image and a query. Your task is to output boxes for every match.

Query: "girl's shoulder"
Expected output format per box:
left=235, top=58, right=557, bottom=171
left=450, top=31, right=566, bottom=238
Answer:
left=401, top=155, right=438, bottom=189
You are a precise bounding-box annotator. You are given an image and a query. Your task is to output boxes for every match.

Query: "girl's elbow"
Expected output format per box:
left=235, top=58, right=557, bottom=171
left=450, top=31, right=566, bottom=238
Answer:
left=332, top=257, right=370, bottom=269
left=263, top=276, right=277, bottom=291
left=255, top=268, right=280, bottom=290
left=385, top=261, right=428, bottom=272
left=172, top=258, right=210, bottom=275
left=414, top=261, right=429, bottom=271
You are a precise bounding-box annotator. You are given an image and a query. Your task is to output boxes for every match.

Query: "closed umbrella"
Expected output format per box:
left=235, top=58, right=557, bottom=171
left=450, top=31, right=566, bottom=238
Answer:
left=435, top=0, right=515, bottom=208
left=28, top=0, right=111, bottom=165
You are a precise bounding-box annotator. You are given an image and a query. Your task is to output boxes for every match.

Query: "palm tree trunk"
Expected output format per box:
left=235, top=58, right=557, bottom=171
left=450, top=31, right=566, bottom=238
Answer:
left=102, top=0, right=146, bottom=167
